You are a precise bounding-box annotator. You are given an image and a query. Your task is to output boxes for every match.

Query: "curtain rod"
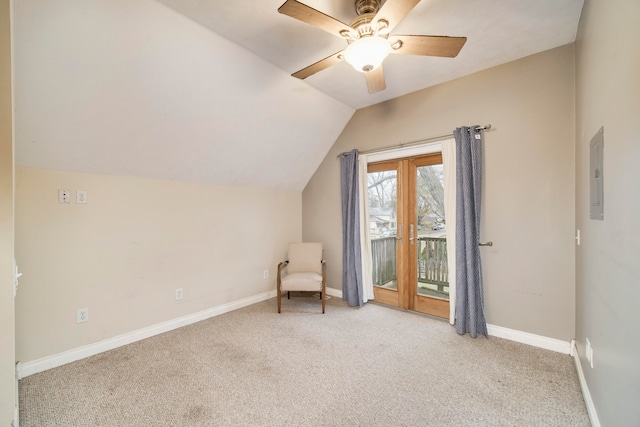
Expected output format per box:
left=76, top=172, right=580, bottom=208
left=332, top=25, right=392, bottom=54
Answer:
left=337, top=124, right=492, bottom=158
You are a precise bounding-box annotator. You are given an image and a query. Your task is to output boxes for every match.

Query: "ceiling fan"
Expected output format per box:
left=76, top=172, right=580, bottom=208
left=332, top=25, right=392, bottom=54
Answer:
left=278, top=0, right=467, bottom=94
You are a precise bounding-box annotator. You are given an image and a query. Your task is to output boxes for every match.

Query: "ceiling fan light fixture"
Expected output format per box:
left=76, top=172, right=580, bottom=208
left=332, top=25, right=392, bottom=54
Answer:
left=343, top=36, right=390, bottom=73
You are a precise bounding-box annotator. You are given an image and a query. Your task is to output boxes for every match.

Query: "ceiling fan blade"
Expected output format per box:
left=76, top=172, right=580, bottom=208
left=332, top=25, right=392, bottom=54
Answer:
left=291, top=50, right=344, bottom=79
left=365, top=66, right=386, bottom=94
left=278, top=0, right=354, bottom=38
left=388, top=35, right=467, bottom=57
left=373, top=0, right=421, bottom=34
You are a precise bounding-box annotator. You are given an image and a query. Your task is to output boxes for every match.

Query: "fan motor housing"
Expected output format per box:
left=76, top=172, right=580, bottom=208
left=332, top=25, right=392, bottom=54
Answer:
left=355, top=0, right=380, bottom=16
left=350, top=13, right=376, bottom=38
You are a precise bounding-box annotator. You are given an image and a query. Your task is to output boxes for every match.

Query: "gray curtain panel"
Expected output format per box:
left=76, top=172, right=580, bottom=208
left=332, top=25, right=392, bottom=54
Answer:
left=454, top=126, right=488, bottom=337
left=340, top=149, right=364, bottom=307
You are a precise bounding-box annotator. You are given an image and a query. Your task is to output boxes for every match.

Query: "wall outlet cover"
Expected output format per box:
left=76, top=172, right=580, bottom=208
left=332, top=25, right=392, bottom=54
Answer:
left=76, top=308, right=89, bottom=323
left=77, top=191, right=88, bottom=204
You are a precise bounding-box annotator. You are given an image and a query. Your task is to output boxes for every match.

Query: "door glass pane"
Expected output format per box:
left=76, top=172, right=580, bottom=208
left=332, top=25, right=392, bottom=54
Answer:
left=415, top=164, right=449, bottom=299
left=368, top=170, right=398, bottom=290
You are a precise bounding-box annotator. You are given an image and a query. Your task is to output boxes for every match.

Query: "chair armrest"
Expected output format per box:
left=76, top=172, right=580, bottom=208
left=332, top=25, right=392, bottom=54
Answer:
left=277, top=261, right=289, bottom=285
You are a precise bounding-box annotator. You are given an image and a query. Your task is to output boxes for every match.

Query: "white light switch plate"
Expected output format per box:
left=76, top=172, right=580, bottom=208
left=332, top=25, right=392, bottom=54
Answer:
left=58, top=189, right=71, bottom=204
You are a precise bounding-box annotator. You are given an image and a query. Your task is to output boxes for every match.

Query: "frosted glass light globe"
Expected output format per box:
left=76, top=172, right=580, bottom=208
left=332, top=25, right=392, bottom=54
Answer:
left=344, top=36, right=391, bottom=73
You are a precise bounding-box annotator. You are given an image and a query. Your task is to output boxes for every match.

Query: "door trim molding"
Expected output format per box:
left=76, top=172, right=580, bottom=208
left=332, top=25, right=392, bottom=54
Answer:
left=367, top=139, right=451, bottom=163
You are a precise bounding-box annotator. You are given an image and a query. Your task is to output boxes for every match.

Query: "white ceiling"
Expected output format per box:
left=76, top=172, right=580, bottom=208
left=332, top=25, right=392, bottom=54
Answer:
left=14, top=0, right=584, bottom=191
left=156, top=0, right=585, bottom=109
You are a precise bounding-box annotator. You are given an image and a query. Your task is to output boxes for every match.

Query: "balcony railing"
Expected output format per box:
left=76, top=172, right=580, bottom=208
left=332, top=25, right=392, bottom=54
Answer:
left=371, top=236, right=397, bottom=287
left=417, top=237, right=449, bottom=294
left=370, top=236, right=449, bottom=295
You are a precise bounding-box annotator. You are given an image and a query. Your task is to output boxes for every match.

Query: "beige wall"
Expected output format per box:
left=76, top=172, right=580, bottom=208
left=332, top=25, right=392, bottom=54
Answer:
left=0, top=0, right=15, bottom=423
left=15, top=168, right=301, bottom=362
left=303, top=45, right=576, bottom=341
left=575, top=0, right=640, bottom=424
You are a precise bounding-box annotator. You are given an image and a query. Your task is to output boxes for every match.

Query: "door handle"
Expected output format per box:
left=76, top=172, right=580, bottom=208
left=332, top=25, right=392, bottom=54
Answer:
left=396, top=224, right=402, bottom=242
left=409, top=224, right=415, bottom=245
left=479, top=241, right=493, bottom=247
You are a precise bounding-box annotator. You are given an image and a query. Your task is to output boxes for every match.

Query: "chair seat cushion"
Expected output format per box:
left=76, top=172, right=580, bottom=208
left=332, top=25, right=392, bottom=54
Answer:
left=280, top=272, right=323, bottom=292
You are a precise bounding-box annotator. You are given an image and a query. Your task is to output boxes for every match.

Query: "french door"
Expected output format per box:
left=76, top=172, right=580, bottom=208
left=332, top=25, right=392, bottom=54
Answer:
left=368, top=153, right=449, bottom=318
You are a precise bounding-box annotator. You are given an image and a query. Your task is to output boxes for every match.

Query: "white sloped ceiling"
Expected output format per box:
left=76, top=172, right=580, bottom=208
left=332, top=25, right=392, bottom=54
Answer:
left=14, top=0, right=354, bottom=191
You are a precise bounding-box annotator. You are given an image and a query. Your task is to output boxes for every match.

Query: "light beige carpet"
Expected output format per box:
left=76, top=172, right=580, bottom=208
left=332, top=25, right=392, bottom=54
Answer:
left=20, top=296, right=590, bottom=426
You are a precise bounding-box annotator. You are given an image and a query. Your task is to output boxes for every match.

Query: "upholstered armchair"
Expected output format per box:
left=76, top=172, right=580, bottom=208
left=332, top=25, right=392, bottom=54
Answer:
left=277, top=242, right=326, bottom=313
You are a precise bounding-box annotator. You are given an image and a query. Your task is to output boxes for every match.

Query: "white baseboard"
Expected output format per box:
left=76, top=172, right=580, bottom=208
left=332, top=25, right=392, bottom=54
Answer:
left=572, top=340, right=601, bottom=427
left=14, top=362, right=20, bottom=427
left=334, top=286, right=571, bottom=354
left=486, top=324, right=571, bottom=354
left=18, top=286, right=573, bottom=379
left=19, top=290, right=277, bottom=379
left=325, top=287, right=342, bottom=298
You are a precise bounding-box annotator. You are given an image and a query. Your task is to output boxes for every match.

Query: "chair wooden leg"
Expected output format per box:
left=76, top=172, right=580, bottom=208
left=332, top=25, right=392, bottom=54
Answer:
left=321, top=290, right=325, bottom=314
left=277, top=287, right=281, bottom=313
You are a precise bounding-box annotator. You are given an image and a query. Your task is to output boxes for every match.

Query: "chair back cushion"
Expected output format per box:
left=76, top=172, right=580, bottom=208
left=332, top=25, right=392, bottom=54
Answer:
left=287, top=242, right=323, bottom=274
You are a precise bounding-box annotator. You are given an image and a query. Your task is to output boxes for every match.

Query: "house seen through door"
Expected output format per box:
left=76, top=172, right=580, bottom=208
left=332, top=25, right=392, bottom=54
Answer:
left=368, top=153, right=449, bottom=318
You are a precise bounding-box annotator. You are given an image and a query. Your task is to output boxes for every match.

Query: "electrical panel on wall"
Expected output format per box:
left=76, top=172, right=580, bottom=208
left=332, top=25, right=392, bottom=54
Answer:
left=589, top=127, right=604, bottom=220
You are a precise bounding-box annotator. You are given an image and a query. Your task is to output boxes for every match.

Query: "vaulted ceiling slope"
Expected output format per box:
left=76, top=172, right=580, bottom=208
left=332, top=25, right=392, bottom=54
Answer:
left=14, top=0, right=354, bottom=191
left=15, top=0, right=583, bottom=191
